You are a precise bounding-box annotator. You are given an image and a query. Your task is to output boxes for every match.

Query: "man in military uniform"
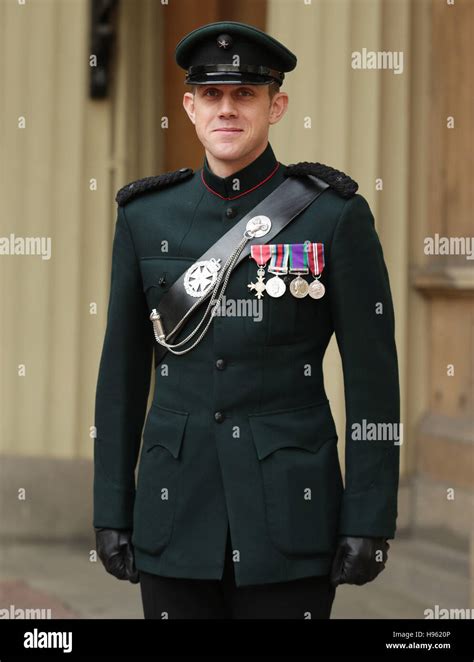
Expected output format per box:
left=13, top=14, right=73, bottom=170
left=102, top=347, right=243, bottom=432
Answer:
left=93, top=21, right=400, bottom=619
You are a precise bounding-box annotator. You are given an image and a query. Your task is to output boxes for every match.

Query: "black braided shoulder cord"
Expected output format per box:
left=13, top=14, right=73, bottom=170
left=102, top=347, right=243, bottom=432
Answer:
left=116, top=167, right=194, bottom=206
left=284, top=162, right=358, bottom=199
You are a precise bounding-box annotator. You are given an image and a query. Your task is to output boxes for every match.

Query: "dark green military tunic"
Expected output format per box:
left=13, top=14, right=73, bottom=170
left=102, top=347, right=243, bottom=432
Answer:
left=93, top=142, right=400, bottom=586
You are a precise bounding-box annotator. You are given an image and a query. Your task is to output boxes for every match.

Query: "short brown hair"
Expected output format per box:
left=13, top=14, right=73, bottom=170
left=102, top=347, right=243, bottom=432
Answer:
left=268, top=81, right=281, bottom=99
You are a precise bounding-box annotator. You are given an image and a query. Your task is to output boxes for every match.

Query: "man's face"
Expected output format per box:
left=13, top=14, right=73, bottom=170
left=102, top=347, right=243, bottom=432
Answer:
left=183, top=84, right=288, bottom=166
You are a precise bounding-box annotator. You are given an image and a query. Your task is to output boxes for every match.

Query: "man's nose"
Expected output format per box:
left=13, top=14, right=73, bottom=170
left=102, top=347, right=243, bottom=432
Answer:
left=218, top=95, right=238, bottom=116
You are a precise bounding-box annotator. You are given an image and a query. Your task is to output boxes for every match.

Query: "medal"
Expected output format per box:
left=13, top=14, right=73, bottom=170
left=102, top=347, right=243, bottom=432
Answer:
left=266, top=243, right=289, bottom=297
left=248, top=244, right=271, bottom=299
left=266, top=274, right=286, bottom=297
left=308, top=279, right=325, bottom=299
left=308, top=242, right=326, bottom=299
left=288, top=243, right=310, bottom=298
left=290, top=275, right=309, bottom=298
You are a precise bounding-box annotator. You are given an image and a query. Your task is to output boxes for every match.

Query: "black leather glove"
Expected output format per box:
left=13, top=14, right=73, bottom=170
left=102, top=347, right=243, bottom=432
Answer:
left=95, top=527, right=139, bottom=584
left=330, top=536, right=389, bottom=587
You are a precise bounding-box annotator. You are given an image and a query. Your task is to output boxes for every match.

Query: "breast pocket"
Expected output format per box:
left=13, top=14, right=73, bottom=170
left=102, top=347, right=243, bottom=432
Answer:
left=139, top=255, right=195, bottom=313
left=245, top=258, right=320, bottom=346
left=132, top=403, right=189, bottom=555
left=248, top=399, right=343, bottom=556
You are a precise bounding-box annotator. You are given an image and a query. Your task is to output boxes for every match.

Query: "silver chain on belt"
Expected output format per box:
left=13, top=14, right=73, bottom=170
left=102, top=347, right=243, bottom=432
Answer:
left=149, top=215, right=272, bottom=355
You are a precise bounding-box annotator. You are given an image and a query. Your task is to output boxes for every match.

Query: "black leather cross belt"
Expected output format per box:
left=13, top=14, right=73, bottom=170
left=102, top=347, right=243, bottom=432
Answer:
left=152, top=174, right=329, bottom=367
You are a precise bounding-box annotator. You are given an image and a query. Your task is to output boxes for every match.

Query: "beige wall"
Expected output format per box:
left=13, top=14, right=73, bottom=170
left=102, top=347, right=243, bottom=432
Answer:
left=267, top=0, right=424, bottom=481
left=1, top=0, right=92, bottom=459
left=0, top=0, right=164, bottom=462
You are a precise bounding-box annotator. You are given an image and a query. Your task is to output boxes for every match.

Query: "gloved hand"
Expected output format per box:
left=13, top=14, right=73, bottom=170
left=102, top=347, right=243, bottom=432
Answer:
left=330, top=536, right=389, bottom=587
left=95, top=527, right=139, bottom=584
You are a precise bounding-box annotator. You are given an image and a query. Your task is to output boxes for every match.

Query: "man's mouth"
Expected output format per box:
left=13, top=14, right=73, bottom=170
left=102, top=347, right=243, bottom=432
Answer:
left=212, top=128, right=243, bottom=132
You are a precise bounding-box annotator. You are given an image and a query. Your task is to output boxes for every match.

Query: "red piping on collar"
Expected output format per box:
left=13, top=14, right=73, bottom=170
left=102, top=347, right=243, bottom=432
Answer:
left=201, top=162, right=280, bottom=201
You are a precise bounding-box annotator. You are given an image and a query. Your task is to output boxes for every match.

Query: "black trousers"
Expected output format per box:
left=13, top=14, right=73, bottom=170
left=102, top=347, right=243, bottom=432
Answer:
left=138, top=530, right=336, bottom=619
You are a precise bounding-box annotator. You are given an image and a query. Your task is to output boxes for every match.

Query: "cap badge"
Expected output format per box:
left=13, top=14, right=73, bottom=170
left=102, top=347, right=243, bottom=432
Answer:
left=217, top=34, right=232, bottom=49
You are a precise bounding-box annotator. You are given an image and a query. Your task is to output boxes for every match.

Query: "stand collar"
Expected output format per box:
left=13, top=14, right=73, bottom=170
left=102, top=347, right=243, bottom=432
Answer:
left=201, top=142, right=279, bottom=200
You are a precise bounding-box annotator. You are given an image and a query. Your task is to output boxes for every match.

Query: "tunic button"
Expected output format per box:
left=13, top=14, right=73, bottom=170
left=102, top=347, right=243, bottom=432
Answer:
left=214, top=411, right=225, bottom=423
left=215, top=358, right=226, bottom=370
left=225, top=207, right=237, bottom=219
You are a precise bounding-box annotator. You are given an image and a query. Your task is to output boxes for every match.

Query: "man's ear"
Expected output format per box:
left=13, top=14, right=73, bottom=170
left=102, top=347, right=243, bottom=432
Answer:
left=183, top=92, right=196, bottom=125
left=269, top=91, right=289, bottom=126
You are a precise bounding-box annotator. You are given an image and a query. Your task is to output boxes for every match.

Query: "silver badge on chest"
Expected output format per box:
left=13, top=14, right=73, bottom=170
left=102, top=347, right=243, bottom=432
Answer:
left=244, top=215, right=272, bottom=238
left=184, top=257, right=222, bottom=297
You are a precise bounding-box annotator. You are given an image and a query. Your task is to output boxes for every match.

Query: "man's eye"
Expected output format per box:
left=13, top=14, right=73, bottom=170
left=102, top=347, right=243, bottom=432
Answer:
left=238, top=89, right=253, bottom=96
left=204, top=89, right=219, bottom=96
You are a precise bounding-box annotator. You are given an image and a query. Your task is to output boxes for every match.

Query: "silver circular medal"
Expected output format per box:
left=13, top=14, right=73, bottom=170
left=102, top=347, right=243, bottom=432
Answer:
left=245, top=215, right=272, bottom=238
left=289, top=275, right=309, bottom=298
left=266, top=274, right=286, bottom=297
left=184, top=257, right=221, bottom=297
left=308, top=279, right=325, bottom=299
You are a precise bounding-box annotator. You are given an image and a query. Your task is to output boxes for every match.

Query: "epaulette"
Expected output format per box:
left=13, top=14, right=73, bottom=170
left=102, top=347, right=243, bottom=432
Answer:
left=283, top=162, right=358, bottom=199
left=116, top=167, right=194, bottom=206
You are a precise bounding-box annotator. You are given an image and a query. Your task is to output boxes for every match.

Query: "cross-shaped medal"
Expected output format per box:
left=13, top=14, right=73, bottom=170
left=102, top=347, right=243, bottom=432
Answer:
left=248, top=273, right=266, bottom=299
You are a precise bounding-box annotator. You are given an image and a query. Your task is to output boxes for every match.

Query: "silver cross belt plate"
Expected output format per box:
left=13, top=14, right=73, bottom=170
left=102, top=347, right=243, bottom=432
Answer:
left=184, top=257, right=222, bottom=297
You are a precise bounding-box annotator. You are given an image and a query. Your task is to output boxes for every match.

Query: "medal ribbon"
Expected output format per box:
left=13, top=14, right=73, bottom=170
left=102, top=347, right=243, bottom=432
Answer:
left=269, top=243, right=289, bottom=273
left=309, top=242, right=325, bottom=276
left=250, top=244, right=272, bottom=266
left=289, top=243, right=309, bottom=273
left=251, top=242, right=324, bottom=274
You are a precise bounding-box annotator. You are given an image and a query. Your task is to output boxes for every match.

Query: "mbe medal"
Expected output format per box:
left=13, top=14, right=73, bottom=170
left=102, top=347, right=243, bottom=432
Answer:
left=266, top=243, right=289, bottom=298
left=308, top=242, right=326, bottom=299
left=184, top=257, right=221, bottom=297
left=248, top=244, right=271, bottom=299
left=288, top=243, right=310, bottom=298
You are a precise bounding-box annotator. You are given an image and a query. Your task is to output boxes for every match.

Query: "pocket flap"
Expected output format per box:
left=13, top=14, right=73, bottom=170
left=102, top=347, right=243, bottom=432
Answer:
left=248, top=400, right=337, bottom=460
left=140, top=256, right=194, bottom=293
left=142, top=403, right=189, bottom=459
